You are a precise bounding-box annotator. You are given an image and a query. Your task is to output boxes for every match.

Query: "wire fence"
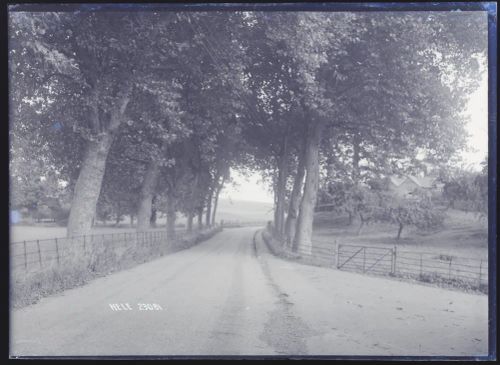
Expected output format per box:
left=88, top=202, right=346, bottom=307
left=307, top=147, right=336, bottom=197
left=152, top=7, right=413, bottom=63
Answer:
left=10, top=229, right=180, bottom=274
left=264, top=233, right=488, bottom=293
left=336, top=244, right=487, bottom=291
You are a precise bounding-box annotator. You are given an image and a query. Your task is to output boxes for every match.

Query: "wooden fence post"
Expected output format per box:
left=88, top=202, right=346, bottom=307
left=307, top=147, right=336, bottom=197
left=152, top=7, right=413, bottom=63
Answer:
left=37, top=239, right=42, bottom=268
left=336, top=244, right=341, bottom=269
left=55, top=238, right=60, bottom=265
left=478, top=259, right=483, bottom=287
left=23, top=240, right=27, bottom=271
left=392, top=246, right=397, bottom=275
left=448, top=257, right=453, bottom=280
left=334, top=242, right=339, bottom=268
left=363, top=246, right=366, bottom=273
left=419, top=253, right=423, bottom=278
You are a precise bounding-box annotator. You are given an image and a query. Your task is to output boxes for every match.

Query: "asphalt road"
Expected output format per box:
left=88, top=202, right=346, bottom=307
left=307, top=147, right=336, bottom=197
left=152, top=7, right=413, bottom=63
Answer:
left=10, top=227, right=488, bottom=357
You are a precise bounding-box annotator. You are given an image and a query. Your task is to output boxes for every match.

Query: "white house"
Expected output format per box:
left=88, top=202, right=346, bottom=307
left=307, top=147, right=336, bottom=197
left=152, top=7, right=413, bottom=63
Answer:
left=388, top=174, right=443, bottom=198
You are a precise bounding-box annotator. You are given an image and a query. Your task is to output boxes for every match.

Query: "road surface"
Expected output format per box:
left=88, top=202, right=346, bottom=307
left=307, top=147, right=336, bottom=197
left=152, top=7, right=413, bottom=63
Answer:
left=11, top=227, right=488, bottom=356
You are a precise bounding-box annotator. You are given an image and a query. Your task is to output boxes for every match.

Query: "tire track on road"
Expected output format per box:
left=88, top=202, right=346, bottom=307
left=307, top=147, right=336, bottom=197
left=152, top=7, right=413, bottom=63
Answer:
left=134, top=232, right=232, bottom=300
left=253, top=230, right=315, bottom=355
left=204, top=237, right=247, bottom=354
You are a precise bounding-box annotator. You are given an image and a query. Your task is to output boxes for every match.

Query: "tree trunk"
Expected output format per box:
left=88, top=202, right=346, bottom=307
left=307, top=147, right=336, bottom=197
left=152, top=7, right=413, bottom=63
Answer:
left=211, top=182, right=223, bottom=226
left=67, top=135, right=113, bottom=237
left=66, top=85, right=132, bottom=238
left=352, top=132, right=361, bottom=185
left=205, top=189, right=213, bottom=227
left=357, top=212, right=365, bottom=235
left=150, top=195, right=157, bottom=227
left=189, top=173, right=200, bottom=232
left=396, top=221, right=404, bottom=240
left=286, top=143, right=306, bottom=250
left=293, top=119, right=324, bottom=254
left=166, top=191, right=176, bottom=243
left=130, top=214, right=134, bottom=227
left=275, top=132, right=290, bottom=239
left=197, top=207, right=203, bottom=230
left=136, top=161, right=160, bottom=232
left=187, top=212, right=194, bottom=233
left=351, top=132, right=362, bottom=226
left=150, top=208, right=157, bottom=227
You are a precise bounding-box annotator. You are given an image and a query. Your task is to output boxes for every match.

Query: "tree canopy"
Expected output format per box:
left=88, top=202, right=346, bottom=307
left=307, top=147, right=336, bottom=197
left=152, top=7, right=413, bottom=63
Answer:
left=9, top=8, right=487, bottom=247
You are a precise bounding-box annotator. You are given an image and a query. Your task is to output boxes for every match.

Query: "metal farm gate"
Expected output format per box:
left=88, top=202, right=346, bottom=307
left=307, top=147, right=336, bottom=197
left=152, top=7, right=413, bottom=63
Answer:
left=336, top=244, right=395, bottom=275
left=334, top=243, right=487, bottom=291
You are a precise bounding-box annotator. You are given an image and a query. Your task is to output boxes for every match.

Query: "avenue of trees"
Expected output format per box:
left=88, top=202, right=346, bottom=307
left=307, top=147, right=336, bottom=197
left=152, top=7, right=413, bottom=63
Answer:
left=9, top=10, right=487, bottom=252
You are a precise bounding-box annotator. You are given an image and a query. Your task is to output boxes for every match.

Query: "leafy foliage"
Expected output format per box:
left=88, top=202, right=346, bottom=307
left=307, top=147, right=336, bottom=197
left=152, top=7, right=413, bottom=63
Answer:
left=9, top=9, right=486, bottom=242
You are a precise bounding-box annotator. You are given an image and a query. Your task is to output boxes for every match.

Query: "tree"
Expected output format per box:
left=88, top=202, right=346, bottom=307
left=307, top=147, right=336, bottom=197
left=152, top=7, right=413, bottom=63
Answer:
left=441, top=162, right=488, bottom=216
left=239, top=12, right=307, bottom=239
left=9, top=9, right=487, bottom=250
left=379, top=190, right=446, bottom=240
left=9, top=11, right=189, bottom=237
left=97, top=150, right=142, bottom=227
left=290, top=12, right=485, bottom=251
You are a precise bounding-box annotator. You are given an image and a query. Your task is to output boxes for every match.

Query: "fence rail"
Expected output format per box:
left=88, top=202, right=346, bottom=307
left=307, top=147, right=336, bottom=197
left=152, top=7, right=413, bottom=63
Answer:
left=10, top=229, right=176, bottom=274
left=337, top=244, right=487, bottom=291
left=268, top=234, right=488, bottom=293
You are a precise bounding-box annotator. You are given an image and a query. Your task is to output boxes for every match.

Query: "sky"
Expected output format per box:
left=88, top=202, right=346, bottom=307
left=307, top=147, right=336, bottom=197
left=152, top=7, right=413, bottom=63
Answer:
left=460, top=73, right=488, bottom=169
left=222, top=74, right=489, bottom=204
left=220, top=170, right=274, bottom=203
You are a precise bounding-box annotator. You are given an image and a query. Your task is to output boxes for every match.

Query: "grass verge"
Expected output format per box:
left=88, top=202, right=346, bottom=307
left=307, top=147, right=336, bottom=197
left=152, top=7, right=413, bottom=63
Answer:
left=261, top=228, right=487, bottom=295
left=11, top=226, right=222, bottom=309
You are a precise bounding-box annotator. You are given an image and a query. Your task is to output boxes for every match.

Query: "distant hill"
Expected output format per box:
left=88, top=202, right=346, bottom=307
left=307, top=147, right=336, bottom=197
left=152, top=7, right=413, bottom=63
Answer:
left=214, top=198, right=274, bottom=223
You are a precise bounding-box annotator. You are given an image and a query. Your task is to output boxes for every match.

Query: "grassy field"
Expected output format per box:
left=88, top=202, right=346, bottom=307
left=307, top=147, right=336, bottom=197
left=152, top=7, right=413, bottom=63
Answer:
left=10, top=199, right=273, bottom=243
left=15, top=202, right=486, bottom=260
left=312, top=209, right=488, bottom=260
left=213, top=198, right=273, bottom=223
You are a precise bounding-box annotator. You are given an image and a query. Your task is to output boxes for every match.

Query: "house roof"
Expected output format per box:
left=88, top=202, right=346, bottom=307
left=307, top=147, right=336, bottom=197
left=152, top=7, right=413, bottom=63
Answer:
left=389, top=176, right=407, bottom=187
left=406, top=175, right=436, bottom=189
left=389, top=175, right=437, bottom=189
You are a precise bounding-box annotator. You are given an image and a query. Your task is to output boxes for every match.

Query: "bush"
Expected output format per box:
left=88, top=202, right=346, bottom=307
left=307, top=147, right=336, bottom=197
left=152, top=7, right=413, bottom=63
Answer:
left=409, top=271, right=487, bottom=294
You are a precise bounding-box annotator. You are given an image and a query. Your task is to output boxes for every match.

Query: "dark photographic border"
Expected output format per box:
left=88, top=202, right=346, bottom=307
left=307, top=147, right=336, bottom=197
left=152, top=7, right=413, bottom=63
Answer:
left=2, top=0, right=497, bottom=361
